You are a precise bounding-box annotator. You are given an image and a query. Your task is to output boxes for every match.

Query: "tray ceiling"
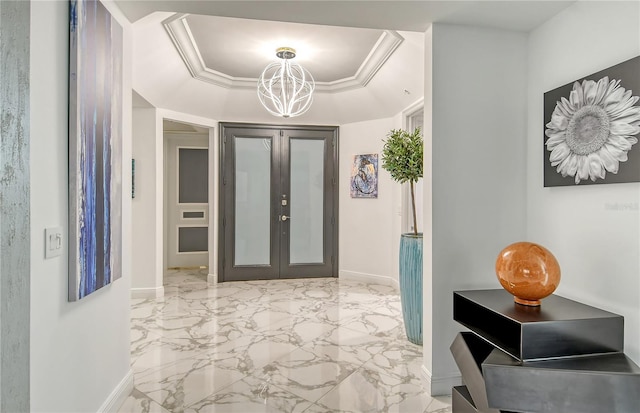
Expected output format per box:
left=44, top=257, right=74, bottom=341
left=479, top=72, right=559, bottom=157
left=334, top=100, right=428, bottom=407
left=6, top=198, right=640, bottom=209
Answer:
left=163, top=14, right=404, bottom=92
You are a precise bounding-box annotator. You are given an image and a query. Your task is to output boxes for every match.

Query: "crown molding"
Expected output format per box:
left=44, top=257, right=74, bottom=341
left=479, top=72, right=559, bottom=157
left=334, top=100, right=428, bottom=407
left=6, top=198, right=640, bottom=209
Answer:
left=163, top=13, right=404, bottom=93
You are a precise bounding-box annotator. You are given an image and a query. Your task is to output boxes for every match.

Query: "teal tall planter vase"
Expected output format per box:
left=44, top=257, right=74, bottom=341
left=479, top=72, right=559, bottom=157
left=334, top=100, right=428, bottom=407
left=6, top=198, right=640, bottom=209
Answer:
left=399, top=233, right=423, bottom=345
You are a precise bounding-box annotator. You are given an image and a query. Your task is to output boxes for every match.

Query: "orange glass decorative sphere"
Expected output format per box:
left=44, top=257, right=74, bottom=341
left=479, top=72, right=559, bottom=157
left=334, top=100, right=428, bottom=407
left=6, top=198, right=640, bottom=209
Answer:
left=495, top=242, right=561, bottom=306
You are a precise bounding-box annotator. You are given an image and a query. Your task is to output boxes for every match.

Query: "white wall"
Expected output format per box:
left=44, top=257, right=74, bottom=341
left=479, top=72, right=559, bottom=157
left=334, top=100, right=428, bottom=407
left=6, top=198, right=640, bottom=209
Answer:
left=132, top=108, right=164, bottom=298
left=422, top=25, right=434, bottom=387
left=527, top=1, right=640, bottom=364
left=30, top=0, right=133, bottom=411
left=424, top=23, right=528, bottom=394
left=339, top=117, right=403, bottom=285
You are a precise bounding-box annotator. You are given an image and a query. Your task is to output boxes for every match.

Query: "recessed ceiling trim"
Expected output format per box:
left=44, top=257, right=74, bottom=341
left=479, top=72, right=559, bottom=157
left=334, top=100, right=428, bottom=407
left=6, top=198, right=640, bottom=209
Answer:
left=163, top=13, right=404, bottom=93
left=352, top=30, right=404, bottom=88
left=163, top=14, right=205, bottom=79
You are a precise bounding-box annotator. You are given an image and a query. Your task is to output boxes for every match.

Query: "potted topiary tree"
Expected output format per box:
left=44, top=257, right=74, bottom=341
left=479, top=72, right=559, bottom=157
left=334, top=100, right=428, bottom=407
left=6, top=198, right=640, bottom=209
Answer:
left=381, top=128, right=423, bottom=345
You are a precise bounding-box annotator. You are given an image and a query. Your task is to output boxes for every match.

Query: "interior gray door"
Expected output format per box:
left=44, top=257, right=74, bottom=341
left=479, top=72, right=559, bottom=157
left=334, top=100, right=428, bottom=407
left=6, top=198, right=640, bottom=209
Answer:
left=219, top=123, right=338, bottom=282
left=166, top=136, right=209, bottom=269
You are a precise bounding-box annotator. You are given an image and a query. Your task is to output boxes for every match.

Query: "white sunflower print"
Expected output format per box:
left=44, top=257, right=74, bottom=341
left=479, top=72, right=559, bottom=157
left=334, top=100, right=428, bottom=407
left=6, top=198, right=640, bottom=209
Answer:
left=545, top=76, right=640, bottom=184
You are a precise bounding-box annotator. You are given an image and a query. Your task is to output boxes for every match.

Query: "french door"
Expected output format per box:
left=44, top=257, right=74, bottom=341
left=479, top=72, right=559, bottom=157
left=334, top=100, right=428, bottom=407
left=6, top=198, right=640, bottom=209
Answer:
left=219, top=123, right=338, bottom=281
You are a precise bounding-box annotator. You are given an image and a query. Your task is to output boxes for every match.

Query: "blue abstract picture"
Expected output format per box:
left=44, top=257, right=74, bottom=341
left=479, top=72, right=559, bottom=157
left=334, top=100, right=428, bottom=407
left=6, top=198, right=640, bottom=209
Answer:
left=69, top=0, right=123, bottom=301
left=350, top=154, right=378, bottom=198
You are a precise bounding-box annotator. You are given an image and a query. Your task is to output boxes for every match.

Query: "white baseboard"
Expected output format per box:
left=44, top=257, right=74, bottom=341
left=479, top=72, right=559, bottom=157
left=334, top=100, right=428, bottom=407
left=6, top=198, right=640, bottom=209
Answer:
left=207, top=273, right=218, bottom=284
left=339, top=270, right=399, bottom=289
left=98, top=369, right=134, bottom=413
left=131, top=286, right=164, bottom=299
left=421, top=365, right=461, bottom=396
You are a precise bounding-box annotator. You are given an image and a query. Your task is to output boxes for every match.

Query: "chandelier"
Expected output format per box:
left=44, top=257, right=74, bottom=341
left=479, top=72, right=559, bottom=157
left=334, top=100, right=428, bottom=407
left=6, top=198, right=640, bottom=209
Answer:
left=258, top=47, right=315, bottom=118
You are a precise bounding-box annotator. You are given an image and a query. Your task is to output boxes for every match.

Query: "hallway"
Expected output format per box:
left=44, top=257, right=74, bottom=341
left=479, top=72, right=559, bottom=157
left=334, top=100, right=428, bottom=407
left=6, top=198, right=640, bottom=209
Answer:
left=118, top=269, right=452, bottom=412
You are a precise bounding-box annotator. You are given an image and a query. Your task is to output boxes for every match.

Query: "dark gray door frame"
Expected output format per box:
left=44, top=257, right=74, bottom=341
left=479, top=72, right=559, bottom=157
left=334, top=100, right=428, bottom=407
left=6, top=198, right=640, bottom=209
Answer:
left=218, top=122, right=339, bottom=282
left=221, top=125, right=282, bottom=280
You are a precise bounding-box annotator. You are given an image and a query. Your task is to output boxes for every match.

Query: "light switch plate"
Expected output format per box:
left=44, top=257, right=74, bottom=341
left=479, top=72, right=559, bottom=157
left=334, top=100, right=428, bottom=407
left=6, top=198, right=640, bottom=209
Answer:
left=45, top=227, right=63, bottom=259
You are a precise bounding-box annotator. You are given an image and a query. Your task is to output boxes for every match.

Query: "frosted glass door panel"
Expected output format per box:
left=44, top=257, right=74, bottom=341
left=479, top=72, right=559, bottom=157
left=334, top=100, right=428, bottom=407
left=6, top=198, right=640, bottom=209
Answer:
left=234, top=137, right=271, bottom=265
left=290, top=139, right=324, bottom=264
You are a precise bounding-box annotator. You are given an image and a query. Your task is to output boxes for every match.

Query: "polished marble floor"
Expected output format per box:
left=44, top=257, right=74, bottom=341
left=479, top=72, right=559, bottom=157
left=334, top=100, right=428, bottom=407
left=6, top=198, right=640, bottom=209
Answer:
left=118, top=269, right=452, bottom=413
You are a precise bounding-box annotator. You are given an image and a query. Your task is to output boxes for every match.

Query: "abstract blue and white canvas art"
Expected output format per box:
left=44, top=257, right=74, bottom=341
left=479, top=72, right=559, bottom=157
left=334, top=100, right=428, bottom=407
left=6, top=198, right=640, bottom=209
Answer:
left=69, top=0, right=123, bottom=301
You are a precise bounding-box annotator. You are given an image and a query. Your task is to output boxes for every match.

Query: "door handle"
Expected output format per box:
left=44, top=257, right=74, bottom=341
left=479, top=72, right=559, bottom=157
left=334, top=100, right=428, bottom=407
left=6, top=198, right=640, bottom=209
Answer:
left=280, top=215, right=290, bottom=222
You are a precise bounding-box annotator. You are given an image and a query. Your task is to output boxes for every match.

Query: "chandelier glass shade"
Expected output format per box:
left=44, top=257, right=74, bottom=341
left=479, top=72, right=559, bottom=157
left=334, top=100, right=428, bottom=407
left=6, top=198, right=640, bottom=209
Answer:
left=258, top=47, right=315, bottom=118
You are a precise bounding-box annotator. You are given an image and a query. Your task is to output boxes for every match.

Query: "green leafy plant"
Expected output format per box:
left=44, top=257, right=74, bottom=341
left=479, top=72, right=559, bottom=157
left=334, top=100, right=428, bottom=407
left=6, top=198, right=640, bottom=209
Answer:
left=381, top=128, right=424, bottom=235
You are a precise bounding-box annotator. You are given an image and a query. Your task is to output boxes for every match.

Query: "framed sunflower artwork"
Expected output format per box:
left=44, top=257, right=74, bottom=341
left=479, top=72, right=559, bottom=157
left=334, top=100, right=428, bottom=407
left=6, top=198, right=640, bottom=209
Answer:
left=543, top=55, right=640, bottom=187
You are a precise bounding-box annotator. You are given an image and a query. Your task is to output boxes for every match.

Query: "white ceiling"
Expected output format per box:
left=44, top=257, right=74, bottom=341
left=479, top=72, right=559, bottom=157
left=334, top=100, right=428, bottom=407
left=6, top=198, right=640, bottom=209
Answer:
left=185, top=14, right=383, bottom=82
left=115, top=1, right=575, bottom=32
left=123, top=1, right=576, bottom=125
left=163, top=119, right=209, bottom=133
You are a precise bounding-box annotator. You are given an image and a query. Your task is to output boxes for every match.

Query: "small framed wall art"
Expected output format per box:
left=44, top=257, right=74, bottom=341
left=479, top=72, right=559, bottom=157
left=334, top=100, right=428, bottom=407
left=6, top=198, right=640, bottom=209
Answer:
left=350, top=154, right=378, bottom=198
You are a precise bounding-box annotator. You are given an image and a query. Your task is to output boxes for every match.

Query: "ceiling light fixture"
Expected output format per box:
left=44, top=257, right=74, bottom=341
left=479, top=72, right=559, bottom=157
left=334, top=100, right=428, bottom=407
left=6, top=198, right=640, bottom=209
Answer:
left=258, top=47, right=315, bottom=118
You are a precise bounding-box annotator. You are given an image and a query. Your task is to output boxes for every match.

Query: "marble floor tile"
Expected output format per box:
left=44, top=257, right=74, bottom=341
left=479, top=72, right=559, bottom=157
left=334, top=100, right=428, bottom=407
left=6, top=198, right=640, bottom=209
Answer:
left=132, top=338, right=211, bottom=379
left=362, top=339, right=424, bottom=382
left=307, top=325, right=389, bottom=366
left=308, top=302, right=365, bottom=327
left=253, top=345, right=360, bottom=403
left=131, top=325, right=164, bottom=360
left=184, top=376, right=313, bottom=413
left=259, top=318, right=336, bottom=347
left=118, top=388, right=172, bottom=413
left=298, top=404, right=330, bottom=413
left=134, top=356, right=246, bottom=411
left=339, top=310, right=405, bottom=339
left=199, top=335, right=300, bottom=375
left=119, top=269, right=452, bottom=413
left=316, top=366, right=434, bottom=413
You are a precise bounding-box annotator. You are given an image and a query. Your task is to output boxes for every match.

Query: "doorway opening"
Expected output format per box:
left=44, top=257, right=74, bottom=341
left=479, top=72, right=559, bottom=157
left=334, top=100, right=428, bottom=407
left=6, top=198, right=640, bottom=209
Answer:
left=219, top=123, right=339, bottom=282
left=402, top=101, right=424, bottom=234
left=163, top=120, right=211, bottom=274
